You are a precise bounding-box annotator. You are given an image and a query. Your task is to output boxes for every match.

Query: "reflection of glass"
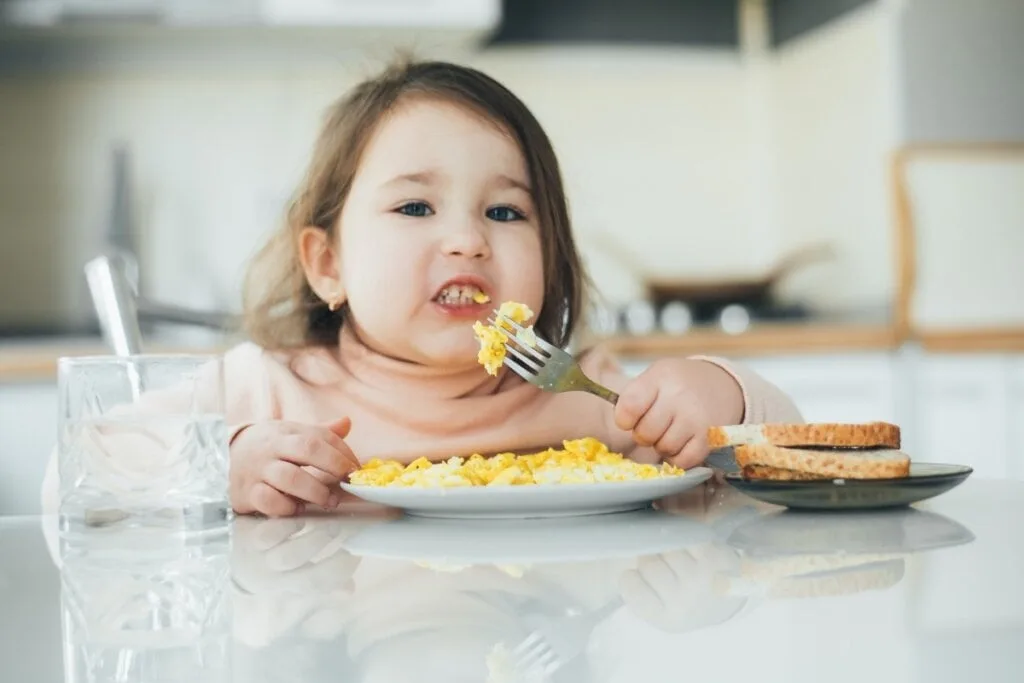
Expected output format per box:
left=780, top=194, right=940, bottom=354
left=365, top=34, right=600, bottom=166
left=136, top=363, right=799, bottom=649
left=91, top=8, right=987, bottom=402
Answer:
left=59, top=529, right=231, bottom=683
left=57, top=354, right=229, bottom=534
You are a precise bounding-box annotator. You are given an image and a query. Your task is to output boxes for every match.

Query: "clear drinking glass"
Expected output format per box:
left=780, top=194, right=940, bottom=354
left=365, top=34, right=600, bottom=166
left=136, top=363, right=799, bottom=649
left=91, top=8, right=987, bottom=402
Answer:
left=57, top=354, right=230, bottom=535
left=59, top=528, right=232, bottom=683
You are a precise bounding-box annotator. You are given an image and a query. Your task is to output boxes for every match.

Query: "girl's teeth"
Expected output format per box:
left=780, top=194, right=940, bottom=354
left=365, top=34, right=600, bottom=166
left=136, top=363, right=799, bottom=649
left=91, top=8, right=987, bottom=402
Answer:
left=438, top=285, right=484, bottom=305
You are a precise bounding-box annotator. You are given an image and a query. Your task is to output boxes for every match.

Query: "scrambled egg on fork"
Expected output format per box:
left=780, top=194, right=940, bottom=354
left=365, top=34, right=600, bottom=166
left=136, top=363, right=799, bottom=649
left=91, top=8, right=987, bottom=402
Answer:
left=472, top=300, right=538, bottom=376
left=348, top=437, right=684, bottom=488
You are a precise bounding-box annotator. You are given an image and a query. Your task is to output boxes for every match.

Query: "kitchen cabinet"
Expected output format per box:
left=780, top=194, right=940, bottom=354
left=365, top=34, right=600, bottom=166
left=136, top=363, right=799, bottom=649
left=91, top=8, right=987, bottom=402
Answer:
left=0, top=382, right=57, bottom=516
left=769, top=0, right=876, bottom=47
left=744, top=353, right=901, bottom=424
left=619, top=352, right=901, bottom=425
left=488, top=0, right=739, bottom=47
left=0, top=0, right=499, bottom=72
left=910, top=354, right=1019, bottom=480
left=1, top=0, right=499, bottom=27
left=1011, top=360, right=1024, bottom=481
left=618, top=348, right=1024, bottom=481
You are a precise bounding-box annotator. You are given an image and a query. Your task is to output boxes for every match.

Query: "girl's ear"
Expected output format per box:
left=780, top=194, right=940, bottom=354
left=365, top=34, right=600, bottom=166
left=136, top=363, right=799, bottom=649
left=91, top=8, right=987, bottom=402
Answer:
left=298, top=226, right=345, bottom=309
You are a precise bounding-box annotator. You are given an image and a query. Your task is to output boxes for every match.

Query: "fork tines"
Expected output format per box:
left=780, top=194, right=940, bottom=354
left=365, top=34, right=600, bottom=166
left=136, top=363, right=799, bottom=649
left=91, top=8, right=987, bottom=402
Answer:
left=487, top=315, right=546, bottom=377
left=492, top=314, right=552, bottom=354
left=488, top=315, right=550, bottom=356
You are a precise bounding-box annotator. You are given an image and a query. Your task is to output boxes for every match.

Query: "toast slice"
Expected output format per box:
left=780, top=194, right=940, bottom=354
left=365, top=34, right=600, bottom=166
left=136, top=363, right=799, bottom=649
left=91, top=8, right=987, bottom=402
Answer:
left=740, top=464, right=826, bottom=481
left=735, top=443, right=911, bottom=480
left=738, top=552, right=907, bottom=582
left=708, top=422, right=900, bottom=450
left=719, top=558, right=905, bottom=599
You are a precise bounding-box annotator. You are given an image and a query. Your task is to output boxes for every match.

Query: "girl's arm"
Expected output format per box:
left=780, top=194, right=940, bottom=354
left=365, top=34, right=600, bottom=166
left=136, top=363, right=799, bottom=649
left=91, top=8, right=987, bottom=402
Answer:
left=689, top=355, right=804, bottom=425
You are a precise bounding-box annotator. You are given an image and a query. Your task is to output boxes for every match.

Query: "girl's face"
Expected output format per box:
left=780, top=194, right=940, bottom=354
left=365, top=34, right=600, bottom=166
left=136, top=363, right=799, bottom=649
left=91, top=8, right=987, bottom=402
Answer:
left=334, top=98, right=544, bottom=367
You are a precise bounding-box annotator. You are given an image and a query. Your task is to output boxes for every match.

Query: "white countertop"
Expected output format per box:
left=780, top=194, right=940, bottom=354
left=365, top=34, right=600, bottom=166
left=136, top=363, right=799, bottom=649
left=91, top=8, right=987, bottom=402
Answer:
left=2, top=477, right=1023, bottom=683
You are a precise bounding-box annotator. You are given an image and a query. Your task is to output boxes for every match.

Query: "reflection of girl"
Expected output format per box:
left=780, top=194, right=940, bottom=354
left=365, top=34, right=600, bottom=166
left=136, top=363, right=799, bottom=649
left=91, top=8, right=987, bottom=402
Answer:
left=345, top=559, right=621, bottom=683
left=618, top=545, right=750, bottom=633
left=228, top=509, right=757, bottom=683
left=42, top=487, right=764, bottom=682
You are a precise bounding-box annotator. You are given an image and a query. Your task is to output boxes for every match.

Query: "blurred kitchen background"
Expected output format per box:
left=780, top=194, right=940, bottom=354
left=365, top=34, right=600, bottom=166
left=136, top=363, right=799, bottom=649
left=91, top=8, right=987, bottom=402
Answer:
left=0, top=0, right=1022, bottom=513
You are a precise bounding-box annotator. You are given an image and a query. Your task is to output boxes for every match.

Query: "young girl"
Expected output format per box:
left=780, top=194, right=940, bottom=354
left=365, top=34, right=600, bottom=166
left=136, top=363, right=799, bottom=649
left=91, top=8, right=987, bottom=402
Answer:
left=43, top=59, right=801, bottom=517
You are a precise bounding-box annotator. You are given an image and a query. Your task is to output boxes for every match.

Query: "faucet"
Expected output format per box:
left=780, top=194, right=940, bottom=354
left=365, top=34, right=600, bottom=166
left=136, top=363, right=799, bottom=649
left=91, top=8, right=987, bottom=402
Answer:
left=85, top=250, right=241, bottom=356
left=86, top=144, right=240, bottom=357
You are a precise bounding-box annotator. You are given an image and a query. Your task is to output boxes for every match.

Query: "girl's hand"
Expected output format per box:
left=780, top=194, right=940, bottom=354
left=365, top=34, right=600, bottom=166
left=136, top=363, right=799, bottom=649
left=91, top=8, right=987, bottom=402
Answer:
left=230, top=418, right=360, bottom=517
left=231, top=515, right=363, bottom=646
left=614, top=359, right=744, bottom=468
left=618, top=544, right=746, bottom=633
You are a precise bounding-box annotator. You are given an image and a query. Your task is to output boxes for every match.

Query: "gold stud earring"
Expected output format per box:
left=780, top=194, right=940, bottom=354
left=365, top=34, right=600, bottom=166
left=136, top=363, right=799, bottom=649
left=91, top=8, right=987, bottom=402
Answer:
left=328, top=296, right=342, bottom=312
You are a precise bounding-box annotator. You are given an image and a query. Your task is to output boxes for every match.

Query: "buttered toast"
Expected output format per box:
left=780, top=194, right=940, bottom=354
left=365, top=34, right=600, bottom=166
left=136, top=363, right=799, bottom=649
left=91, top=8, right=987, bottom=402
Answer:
left=709, top=422, right=909, bottom=481
left=708, top=422, right=900, bottom=450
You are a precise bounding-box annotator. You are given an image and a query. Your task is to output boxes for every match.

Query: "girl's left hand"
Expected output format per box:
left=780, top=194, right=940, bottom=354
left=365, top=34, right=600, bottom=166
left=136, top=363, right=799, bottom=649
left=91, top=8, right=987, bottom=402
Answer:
left=614, top=358, right=744, bottom=468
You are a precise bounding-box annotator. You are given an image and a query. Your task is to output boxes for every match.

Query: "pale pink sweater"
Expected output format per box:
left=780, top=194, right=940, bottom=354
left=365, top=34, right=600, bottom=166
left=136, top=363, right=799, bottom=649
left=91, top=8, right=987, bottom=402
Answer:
left=41, top=327, right=802, bottom=511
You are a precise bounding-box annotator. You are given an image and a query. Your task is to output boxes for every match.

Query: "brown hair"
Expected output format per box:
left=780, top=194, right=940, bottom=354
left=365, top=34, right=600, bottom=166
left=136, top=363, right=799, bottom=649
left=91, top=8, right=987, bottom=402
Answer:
left=242, top=58, right=589, bottom=351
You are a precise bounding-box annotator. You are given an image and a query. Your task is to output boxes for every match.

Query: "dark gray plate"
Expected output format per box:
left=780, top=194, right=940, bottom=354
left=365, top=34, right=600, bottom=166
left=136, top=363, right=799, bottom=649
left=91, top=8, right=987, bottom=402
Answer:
left=724, top=463, right=973, bottom=511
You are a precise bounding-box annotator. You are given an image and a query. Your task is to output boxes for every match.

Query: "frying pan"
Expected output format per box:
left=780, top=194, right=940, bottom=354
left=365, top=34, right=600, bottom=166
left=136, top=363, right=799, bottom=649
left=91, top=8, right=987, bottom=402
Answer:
left=590, top=232, right=835, bottom=310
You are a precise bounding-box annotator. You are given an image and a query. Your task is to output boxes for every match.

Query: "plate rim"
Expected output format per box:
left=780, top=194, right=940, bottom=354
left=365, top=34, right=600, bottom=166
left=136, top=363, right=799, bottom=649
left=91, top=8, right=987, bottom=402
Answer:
left=724, top=508, right=977, bottom=556
left=723, top=462, right=973, bottom=487
left=340, top=465, right=714, bottom=498
left=341, top=510, right=717, bottom=565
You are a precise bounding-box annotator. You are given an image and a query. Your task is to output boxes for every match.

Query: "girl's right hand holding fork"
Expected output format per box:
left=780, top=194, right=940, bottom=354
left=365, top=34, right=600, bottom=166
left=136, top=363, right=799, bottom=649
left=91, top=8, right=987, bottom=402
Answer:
left=230, top=417, right=360, bottom=516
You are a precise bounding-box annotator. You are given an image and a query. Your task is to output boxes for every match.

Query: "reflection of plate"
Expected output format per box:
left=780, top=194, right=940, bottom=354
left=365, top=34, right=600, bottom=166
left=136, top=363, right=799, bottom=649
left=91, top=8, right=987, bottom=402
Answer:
left=724, top=463, right=972, bottom=510
left=342, top=509, right=715, bottom=566
left=726, top=507, right=975, bottom=556
left=340, top=467, right=713, bottom=519
left=719, top=508, right=973, bottom=600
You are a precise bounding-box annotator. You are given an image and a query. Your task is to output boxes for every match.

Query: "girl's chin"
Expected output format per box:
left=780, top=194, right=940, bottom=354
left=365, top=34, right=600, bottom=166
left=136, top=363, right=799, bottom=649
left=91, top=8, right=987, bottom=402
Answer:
left=432, top=353, right=481, bottom=371
left=421, top=346, right=480, bottom=370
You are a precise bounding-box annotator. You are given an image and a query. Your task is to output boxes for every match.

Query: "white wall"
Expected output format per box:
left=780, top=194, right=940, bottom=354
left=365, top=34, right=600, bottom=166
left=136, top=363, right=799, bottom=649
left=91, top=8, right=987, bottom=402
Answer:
left=0, top=43, right=772, bottom=320
left=762, top=0, right=1024, bottom=323
left=765, top=2, right=901, bottom=312
left=1, top=0, right=1019, bottom=328
left=478, top=48, right=776, bottom=305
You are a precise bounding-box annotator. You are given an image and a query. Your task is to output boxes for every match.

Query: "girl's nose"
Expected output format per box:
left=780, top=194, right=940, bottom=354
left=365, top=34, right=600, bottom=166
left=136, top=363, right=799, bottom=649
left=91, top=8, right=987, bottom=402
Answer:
left=441, top=219, right=491, bottom=259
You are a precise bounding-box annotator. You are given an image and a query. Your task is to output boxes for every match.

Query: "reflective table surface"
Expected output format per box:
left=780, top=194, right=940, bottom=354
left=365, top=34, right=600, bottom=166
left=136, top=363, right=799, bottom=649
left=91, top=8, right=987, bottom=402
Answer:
left=2, top=475, right=1022, bottom=682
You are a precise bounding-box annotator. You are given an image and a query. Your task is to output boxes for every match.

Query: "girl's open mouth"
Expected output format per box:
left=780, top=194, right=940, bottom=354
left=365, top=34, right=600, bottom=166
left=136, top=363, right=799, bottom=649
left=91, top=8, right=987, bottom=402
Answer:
left=433, top=283, right=490, bottom=306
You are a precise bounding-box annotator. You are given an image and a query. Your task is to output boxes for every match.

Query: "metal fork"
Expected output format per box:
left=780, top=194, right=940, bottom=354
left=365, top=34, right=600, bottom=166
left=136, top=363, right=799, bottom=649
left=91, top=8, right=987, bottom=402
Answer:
left=488, top=313, right=619, bottom=404
left=506, top=598, right=623, bottom=681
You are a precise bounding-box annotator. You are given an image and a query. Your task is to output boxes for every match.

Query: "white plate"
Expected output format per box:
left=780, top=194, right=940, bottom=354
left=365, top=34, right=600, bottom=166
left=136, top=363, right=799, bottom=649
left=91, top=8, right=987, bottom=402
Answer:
left=339, top=467, right=714, bottom=519
left=342, top=509, right=715, bottom=566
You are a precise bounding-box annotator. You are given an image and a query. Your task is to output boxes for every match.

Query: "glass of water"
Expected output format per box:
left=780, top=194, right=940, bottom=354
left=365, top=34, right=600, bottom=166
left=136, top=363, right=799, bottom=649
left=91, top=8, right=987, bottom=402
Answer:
left=57, top=354, right=230, bottom=535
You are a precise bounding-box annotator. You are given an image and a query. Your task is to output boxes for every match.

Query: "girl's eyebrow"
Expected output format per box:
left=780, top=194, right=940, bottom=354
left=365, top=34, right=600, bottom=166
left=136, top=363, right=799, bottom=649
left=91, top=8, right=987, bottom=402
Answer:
left=379, top=170, right=530, bottom=192
left=381, top=170, right=440, bottom=188
left=494, top=174, right=532, bottom=194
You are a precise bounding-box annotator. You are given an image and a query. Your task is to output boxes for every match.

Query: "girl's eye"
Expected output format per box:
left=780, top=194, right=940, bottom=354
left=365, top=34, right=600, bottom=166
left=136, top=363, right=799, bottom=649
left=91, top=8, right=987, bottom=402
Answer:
left=486, top=205, right=526, bottom=222
left=396, top=201, right=434, bottom=217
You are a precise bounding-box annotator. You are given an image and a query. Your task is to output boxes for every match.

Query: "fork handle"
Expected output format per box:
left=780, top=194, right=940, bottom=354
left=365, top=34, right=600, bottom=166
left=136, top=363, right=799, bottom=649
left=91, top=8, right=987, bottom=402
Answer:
left=585, top=381, right=619, bottom=405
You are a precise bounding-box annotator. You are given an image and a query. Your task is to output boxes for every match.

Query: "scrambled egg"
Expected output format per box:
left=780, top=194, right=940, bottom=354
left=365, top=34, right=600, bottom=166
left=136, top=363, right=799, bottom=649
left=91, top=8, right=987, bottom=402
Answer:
left=348, top=437, right=684, bottom=488
left=472, top=300, right=538, bottom=376
left=486, top=643, right=517, bottom=683
left=472, top=291, right=491, bottom=304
